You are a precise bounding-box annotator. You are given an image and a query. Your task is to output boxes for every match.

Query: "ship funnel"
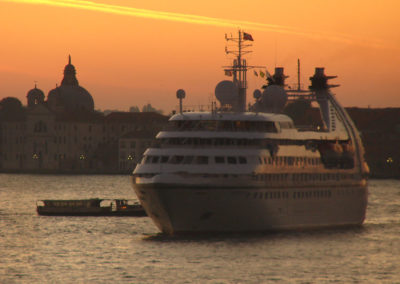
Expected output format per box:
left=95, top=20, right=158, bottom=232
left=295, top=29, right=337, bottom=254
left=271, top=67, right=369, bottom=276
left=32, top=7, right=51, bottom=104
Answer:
left=267, top=67, right=288, bottom=86
left=309, top=67, right=339, bottom=90
left=310, top=67, right=340, bottom=131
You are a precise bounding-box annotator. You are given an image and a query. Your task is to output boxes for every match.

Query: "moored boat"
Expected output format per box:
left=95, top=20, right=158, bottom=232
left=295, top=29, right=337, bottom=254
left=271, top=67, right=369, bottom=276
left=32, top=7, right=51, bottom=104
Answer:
left=36, top=198, right=146, bottom=216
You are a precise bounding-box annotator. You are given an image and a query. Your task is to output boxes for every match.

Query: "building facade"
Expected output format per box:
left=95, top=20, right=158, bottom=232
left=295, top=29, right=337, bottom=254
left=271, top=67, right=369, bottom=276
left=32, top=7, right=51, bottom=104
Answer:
left=118, top=130, right=158, bottom=173
left=0, top=57, right=168, bottom=173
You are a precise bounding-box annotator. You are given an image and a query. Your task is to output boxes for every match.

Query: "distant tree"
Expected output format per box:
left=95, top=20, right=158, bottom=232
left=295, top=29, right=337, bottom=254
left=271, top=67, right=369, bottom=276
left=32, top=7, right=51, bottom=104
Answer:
left=129, top=106, right=140, bottom=112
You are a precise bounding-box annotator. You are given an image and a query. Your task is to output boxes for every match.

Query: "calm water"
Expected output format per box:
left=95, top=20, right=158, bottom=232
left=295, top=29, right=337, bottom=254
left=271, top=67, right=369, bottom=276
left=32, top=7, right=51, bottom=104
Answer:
left=0, top=174, right=399, bottom=283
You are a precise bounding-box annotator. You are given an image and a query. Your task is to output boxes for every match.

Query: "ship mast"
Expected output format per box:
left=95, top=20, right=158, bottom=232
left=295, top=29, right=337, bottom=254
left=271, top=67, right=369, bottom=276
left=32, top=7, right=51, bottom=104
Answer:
left=225, top=30, right=254, bottom=112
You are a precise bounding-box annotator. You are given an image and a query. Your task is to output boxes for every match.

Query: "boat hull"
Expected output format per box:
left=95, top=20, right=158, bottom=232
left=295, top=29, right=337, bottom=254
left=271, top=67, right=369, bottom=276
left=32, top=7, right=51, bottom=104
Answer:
left=37, top=206, right=111, bottom=216
left=36, top=206, right=147, bottom=217
left=133, top=182, right=368, bottom=235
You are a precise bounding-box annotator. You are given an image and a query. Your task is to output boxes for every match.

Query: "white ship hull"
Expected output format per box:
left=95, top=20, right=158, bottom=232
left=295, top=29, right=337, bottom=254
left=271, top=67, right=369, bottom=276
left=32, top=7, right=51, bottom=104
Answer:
left=133, top=177, right=368, bottom=235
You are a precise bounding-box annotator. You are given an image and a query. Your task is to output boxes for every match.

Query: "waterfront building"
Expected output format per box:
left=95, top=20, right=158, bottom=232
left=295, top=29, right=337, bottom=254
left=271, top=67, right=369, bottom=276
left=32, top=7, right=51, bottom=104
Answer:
left=118, top=129, right=158, bottom=173
left=0, top=57, right=167, bottom=173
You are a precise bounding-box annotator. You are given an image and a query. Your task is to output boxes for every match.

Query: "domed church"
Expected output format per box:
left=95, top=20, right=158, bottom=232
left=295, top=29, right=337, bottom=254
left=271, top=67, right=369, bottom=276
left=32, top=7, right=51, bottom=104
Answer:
left=0, top=56, right=168, bottom=174
left=47, top=55, right=94, bottom=112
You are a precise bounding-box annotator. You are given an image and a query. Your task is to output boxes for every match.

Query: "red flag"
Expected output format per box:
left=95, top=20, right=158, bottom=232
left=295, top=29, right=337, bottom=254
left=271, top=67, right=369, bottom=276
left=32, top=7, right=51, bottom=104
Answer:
left=243, top=32, right=254, bottom=41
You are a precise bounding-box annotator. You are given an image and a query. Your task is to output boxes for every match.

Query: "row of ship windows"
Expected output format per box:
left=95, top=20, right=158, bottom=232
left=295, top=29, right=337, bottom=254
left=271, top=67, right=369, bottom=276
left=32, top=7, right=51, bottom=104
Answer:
left=143, top=155, right=247, bottom=165
left=136, top=173, right=358, bottom=182
left=161, top=138, right=303, bottom=147
left=249, top=189, right=358, bottom=200
left=258, top=156, right=320, bottom=166
left=142, top=155, right=321, bottom=166
left=253, top=173, right=356, bottom=182
left=161, top=138, right=264, bottom=146
left=249, top=190, right=332, bottom=200
left=168, top=120, right=294, bottom=132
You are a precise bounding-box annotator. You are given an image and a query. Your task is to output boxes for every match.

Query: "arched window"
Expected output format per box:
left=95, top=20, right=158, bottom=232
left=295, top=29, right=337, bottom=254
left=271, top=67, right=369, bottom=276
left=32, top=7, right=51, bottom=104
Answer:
left=34, top=121, right=47, bottom=133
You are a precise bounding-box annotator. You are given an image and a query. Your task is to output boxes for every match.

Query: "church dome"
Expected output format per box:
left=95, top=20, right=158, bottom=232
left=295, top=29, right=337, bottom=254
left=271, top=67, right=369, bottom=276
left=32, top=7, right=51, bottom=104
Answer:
left=47, top=55, right=94, bottom=112
left=47, top=85, right=94, bottom=111
left=27, top=84, right=45, bottom=107
left=0, top=97, right=25, bottom=119
left=0, top=97, right=22, bottom=110
left=27, top=85, right=45, bottom=99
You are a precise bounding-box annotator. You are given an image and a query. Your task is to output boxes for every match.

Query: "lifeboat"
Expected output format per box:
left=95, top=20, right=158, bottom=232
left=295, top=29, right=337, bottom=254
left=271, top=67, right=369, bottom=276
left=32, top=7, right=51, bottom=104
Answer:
left=318, top=141, right=343, bottom=168
left=341, top=142, right=355, bottom=168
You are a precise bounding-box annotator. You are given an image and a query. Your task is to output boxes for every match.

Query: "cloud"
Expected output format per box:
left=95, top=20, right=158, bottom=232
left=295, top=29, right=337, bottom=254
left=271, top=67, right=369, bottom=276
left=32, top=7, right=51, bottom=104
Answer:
left=4, top=0, right=389, bottom=49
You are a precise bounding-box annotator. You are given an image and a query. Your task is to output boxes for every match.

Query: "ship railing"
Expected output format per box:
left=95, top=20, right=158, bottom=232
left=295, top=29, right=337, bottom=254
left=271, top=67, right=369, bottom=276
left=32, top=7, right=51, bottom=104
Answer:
left=296, top=125, right=327, bottom=132
left=158, top=144, right=267, bottom=149
left=174, top=104, right=214, bottom=113
left=161, top=127, right=278, bottom=132
left=286, top=92, right=316, bottom=101
left=163, top=120, right=278, bottom=132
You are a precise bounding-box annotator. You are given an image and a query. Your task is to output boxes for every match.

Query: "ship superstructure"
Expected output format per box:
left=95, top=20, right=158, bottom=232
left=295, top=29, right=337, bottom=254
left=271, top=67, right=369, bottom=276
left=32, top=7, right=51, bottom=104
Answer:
left=132, top=31, right=369, bottom=235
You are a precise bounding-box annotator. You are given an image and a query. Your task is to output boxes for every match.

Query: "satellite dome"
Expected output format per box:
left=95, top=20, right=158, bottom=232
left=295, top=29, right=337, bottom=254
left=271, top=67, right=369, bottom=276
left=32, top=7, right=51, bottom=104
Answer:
left=261, top=85, right=287, bottom=113
left=215, top=80, right=238, bottom=107
left=176, top=89, right=186, bottom=99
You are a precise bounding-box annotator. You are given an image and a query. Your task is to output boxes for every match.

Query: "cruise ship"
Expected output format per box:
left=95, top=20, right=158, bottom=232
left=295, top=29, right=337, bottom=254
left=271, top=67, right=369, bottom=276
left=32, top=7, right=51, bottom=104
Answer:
left=132, top=31, right=369, bottom=235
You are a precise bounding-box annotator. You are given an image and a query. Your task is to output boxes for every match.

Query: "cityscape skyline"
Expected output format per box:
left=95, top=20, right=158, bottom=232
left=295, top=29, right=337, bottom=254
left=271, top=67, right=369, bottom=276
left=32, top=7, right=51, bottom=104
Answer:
left=1, top=0, right=399, bottom=112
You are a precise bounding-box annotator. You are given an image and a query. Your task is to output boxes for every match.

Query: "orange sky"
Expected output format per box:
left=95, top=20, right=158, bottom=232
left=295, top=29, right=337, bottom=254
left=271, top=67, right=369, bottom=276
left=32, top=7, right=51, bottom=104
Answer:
left=0, top=0, right=399, bottom=112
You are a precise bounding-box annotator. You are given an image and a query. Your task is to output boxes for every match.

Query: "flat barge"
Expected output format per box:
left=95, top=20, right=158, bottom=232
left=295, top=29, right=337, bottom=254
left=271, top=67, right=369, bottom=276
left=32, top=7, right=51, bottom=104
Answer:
left=36, top=198, right=147, bottom=217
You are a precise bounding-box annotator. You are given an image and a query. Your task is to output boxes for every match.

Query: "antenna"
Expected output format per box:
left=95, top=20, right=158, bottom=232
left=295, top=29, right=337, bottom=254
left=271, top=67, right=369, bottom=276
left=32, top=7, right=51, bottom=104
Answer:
left=274, top=37, right=277, bottom=68
left=223, top=30, right=263, bottom=112
left=224, top=30, right=249, bottom=111
left=297, top=59, right=301, bottom=91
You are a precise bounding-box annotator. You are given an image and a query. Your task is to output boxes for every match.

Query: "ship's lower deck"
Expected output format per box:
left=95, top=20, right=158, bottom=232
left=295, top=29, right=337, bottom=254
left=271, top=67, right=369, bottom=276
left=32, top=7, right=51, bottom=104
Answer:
left=133, top=177, right=368, bottom=235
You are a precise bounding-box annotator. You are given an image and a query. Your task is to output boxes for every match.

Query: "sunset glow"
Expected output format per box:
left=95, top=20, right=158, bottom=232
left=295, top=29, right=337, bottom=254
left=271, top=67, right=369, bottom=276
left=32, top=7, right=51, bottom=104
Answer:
left=5, top=0, right=388, bottom=47
left=0, top=0, right=399, bottom=111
